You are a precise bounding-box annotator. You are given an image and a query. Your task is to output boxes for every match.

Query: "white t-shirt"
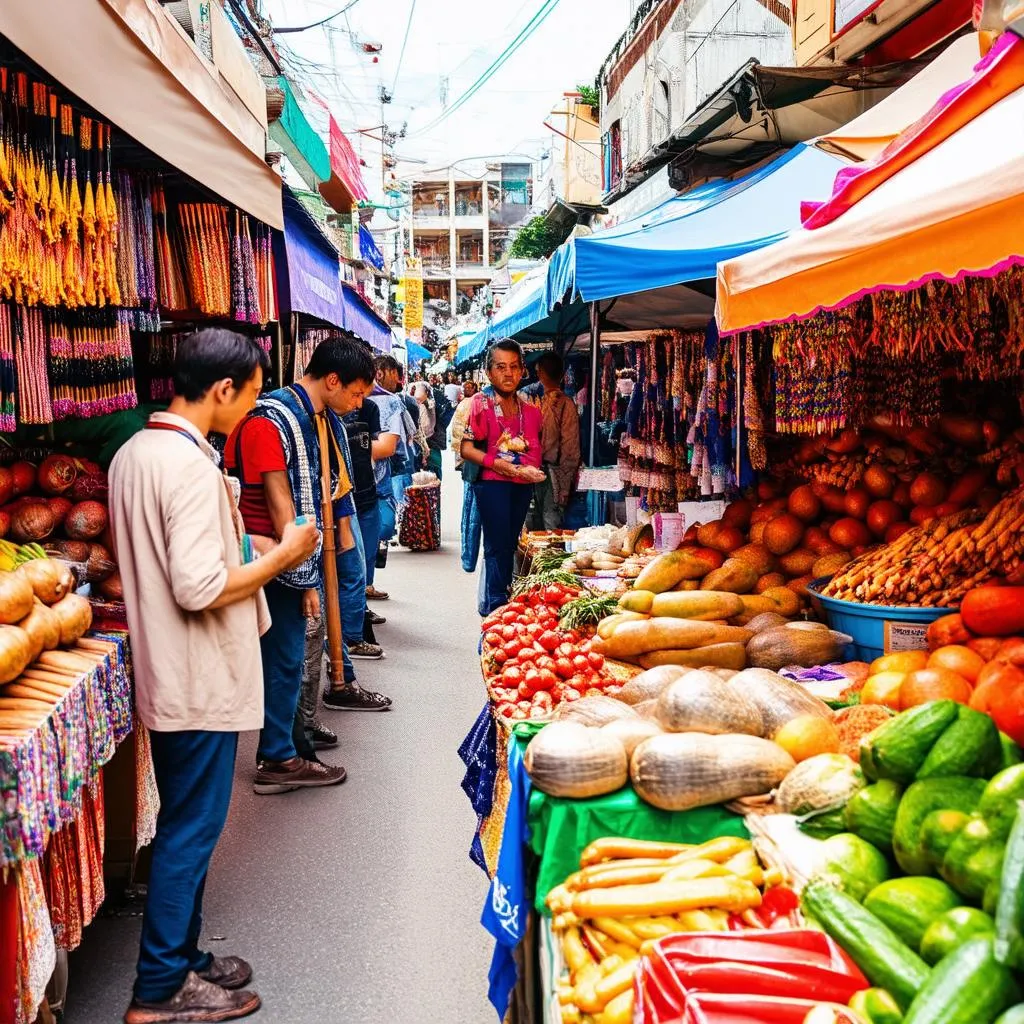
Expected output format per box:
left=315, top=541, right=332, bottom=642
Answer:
left=444, top=382, right=462, bottom=407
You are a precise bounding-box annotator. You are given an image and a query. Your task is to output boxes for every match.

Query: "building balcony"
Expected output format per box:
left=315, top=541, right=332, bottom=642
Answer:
left=455, top=262, right=489, bottom=278
left=412, top=211, right=451, bottom=230
left=417, top=257, right=452, bottom=278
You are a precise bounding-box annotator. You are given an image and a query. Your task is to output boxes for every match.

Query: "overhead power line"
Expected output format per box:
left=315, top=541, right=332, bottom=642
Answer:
left=391, top=0, right=417, bottom=95
left=272, top=0, right=363, bottom=33
left=409, top=0, right=561, bottom=138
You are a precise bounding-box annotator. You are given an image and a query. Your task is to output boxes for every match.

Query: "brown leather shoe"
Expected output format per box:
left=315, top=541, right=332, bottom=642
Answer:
left=365, top=585, right=389, bottom=601
left=197, top=956, right=252, bottom=990
left=252, top=756, right=347, bottom=795
left=124, top=972, right=260, bottom=1023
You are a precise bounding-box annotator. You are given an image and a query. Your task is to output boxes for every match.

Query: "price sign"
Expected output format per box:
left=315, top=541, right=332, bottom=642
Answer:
left=884, top=621, right=929, bottom=654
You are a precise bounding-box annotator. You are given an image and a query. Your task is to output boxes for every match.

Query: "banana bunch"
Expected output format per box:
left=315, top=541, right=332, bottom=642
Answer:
left=547, top=836, right=781, bottom=1024
left=0, top=540, right=47, bottom=571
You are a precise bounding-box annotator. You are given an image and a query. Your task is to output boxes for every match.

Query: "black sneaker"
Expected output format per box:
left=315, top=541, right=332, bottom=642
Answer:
left=305, top=719, right=339, bottom=750
left=368, top=610, right=386, bottom=625
left=349, top=640, right=384, bottom=660
left=322, top=687, right=392, bottom=712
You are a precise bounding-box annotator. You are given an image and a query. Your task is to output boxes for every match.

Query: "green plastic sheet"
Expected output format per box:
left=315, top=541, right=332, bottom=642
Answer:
left=522, top=739, right=749, bottom=912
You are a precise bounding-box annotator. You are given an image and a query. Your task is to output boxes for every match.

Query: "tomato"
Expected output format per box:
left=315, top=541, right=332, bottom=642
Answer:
left=588, top=651, right=605, bottom=670
left=484, top=629, right=502, bottom=646
left=562, top=686, right=582, bottom=702
left=501, top=665, right=523, bottom=687
left=556, top=642, right=575, bottom=658
left=529, top=704, right=548, bottom=719
left=571, top=653, right=590, bottom=673
left=538, top=669, right=559, bottom=691
left=538, top=630, right=561, bottom=652
left=501, top=610, right=518, bottom=624
left=501, top=637, right=521, bottom=656
left=554, top=657, right=575, bottom=679
left=497, top=702, right=516, bottom=718
left=536, top=655, right=556, bottom=673
left=579, top=639, right=592, bottom=652
left=482, top=616, right=501, bottom=631
left=517, top=681, right=534, bottom=699
left=498, top=624, right=514, bottom=641
left=517, top=646, right=538, bottom=663
left=492, top=649, right=508, bottom=666
left=525, top=622, right=542, bottom=638
left=543, top=585, right=565, bottom=603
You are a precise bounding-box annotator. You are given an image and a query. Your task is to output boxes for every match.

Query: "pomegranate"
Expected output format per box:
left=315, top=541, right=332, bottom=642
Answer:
left=65, top=501, right=108, bottom=540
left=10, top=461, right=36, bottom=496
left=0, top=467, right=13, bottom=506
left=37, top=454, right=77, bottom=495
left=0, top=511, right=9, bottom=539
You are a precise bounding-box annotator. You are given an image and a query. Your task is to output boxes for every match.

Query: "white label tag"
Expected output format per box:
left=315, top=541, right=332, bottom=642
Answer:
left=884, top=621, right=929, bottom=654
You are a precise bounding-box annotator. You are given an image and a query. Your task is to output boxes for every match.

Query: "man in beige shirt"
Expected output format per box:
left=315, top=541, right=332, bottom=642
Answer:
left=110, top=329, right=319, bottom=1024
left=533, top=352, right=581, bottom=529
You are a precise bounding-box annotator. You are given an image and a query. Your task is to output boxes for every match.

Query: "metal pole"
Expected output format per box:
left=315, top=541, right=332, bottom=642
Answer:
left=317, top=418, right=346, bottom=689
left=588, top=301, right=599, bottom=467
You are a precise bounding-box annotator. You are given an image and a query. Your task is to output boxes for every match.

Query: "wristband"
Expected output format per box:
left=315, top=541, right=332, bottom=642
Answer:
left=483, top=452, right=496, bottom=469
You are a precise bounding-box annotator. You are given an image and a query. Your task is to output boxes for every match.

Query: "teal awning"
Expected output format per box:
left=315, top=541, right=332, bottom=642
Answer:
left=269, top=77, right=330, bottom=190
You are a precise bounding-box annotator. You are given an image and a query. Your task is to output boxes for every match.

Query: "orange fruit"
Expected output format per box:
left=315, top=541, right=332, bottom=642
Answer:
left=773, top=714, right=841, bottom=762
left=870, top=650, right=929, bottom=675
left=899, top=668, right=973, bottom=710
left=860, top=671, right=906, bottom=710
left=927, top=645, right=986, bottom=684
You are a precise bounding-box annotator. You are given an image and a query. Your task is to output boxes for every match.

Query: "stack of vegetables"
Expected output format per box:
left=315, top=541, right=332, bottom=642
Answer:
left=0, top=556, right=95, bottom=736
left=785, top=697, right=1024, bottom=1023
left=546, top=835, right=798, bottom=1024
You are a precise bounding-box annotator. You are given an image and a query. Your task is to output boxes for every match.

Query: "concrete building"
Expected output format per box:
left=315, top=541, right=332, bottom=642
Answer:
left=409, top=160, right=535, bottom=324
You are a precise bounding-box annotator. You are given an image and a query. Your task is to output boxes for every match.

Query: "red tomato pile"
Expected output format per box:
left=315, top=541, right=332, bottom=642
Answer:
left=481, top=583, right=618, bottom=721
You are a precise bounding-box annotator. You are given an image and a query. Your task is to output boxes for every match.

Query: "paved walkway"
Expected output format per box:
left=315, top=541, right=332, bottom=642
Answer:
left=69, top=460, right=495, bottom=1022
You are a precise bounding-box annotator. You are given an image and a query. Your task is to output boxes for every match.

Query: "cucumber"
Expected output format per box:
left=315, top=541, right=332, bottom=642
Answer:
left=902, top=936, right=1020, bottom=1024
left=916, top=705, right=1002, bottom=780
left=994, top=1008, right=1024, bottom=1024
left=864, top=877, right=961, bottom=951
left=845, top=779, right=904, bottom=853
left=920, top=906, right=995, bottom=965
left=919, top=809, right=970, bottom=870
left=802, top=881, right=930, bottom=1011
left=892, top=777, right=987, bottom=876
left=850, top=988, right=905, bottom=1024
left=861, top=701, right=959, bottom=784
left=995, top=802, right=1024, bottom=971
left=980, top=765, right=1024, bottom=841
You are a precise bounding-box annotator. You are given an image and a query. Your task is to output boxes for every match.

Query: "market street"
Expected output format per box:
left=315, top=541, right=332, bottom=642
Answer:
left=68, top=460, right=494, bottom=1023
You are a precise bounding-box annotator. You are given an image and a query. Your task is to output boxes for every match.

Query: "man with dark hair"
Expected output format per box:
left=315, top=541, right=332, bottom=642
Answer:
left=532, top=351, right=581, bottom=529
left=227, top=337, right=389, bottom=795
left=111, top=328, right=320, bottom=1022
left=460, top=339, right=546, bottom=613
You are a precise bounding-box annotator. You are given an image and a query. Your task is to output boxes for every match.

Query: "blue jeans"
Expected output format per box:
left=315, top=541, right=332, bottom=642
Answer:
left=474, top=480, right=533, bottom=615
left=378, top=493, right=397, bottom=544
left=357, top=504, right=381, bottom=588
left=461, top=476, right=481, bottom=573
left=337, top=515, right=367, bottom=684
left=135, top=730, right=237, bottom=1002
left=259, top=580, right=305, bottom=762
left=392, top=472, right=411, bottom=522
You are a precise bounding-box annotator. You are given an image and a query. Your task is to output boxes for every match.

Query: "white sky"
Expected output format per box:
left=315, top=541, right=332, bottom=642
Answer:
left=261, top=0, right=630, bottom=196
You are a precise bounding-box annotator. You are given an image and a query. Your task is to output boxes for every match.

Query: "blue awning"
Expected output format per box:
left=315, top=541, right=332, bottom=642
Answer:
left=404, top=341, right=431, bottom=364
left=359, top=225, right=385, bottom=271
left=339, top=284, right=392, bottom=352
left=568, top=144, right=844, bottom=303
left=455, top=269, right=549, bottom=365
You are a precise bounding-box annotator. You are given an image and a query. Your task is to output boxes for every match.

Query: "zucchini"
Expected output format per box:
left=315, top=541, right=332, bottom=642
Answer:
left=902, top=936, right=1020, bottom=1024
left=995, top=802, right=1024, bottom=971
left=920, top=906, right=995, bottom=965
left=801, top=881, right=930, bottom=1010
left=849, top=988, right=905, bottom=1024
left=892, top=777, right=986, bottom=876
left=845, top=779, right=904, bottom=853
left=861, top=701, right=959, bottom=784
left=863, top=877, right=961, bottom=952
left=916, top=705, right=1002, bottom=780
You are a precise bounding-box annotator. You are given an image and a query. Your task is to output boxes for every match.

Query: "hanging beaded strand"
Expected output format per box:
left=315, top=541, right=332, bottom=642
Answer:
left=13, top=305, right=52, bottom=424
left=0, top=304, right=16, bottom=430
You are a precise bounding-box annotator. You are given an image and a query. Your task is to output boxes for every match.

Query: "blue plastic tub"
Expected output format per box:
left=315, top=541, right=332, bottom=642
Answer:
left=807, top=577, right=954, bottom=662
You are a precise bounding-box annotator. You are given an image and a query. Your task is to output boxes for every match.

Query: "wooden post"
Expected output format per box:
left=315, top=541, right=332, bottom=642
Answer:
left=316, top=416, right=345, bottom=688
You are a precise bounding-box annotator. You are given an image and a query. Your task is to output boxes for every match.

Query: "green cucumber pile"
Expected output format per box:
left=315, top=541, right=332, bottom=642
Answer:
left=799, top=699, right=1024, bottom=1023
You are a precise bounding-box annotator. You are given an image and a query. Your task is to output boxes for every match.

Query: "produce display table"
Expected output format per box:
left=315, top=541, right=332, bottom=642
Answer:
left=0, top=633, right=154, bottom=1024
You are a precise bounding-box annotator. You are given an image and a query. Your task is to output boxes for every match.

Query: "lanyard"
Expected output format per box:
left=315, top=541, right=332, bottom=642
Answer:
left=144, top=421, right=202, bottom=447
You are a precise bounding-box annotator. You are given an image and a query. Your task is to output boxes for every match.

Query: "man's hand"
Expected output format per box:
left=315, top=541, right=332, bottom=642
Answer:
left=278, top=519, right=320, bottom=569
left=302, top=588, right=321, bottom=619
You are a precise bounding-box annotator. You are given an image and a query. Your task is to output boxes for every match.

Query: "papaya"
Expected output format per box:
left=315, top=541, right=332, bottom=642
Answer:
left=618, top=590, right=654, bottom=614
left=633, top=548, right=724, bottom=593
left=649, top=591, right=744, bottom=620
left=700, top=559, right=759, bottom=595
left=637, top=643, right=747, bottom=672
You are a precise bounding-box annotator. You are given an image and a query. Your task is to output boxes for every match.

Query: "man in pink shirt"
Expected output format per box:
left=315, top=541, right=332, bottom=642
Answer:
left=460, top=339, right=546, bottom=614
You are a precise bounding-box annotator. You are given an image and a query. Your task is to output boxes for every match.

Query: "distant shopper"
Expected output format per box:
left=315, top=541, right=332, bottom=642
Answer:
left=443, top=372, right=462, bottom=408
left=452, top=381, right=482, bottom=572
left=461, top=339, right=545, bottom=614
left=532, top=352, right=581, bottom=529
left=111, top=328, right=319, bottom=1023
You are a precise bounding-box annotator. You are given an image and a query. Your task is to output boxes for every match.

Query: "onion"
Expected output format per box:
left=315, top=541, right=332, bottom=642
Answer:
left=0, top=571, right=35, bottom=625
left=0, top=625, right=34, bottom=684
left=65, top=501, right=108, bottom=540
left=16, top=558, right=75, bottom=605
left=37, top=454, right=77, bottom=495
left=9, top=503, right=55, bottom=543
left=50, top=593, right=93, bottom=646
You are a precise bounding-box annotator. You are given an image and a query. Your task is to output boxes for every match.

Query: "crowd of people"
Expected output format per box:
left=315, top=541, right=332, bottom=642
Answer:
left=106, top=327, right=581, bottom=1022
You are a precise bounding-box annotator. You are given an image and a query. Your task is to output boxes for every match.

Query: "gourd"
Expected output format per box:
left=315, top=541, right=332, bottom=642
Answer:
left=630, top=732, right=794, bottom=811
left=746, top=624, right=850, bottom=670
left=524, top=722, right=628, bottom=798
left=593, top=619, right=753, bottom=660
left=632, top=548, right=723, bottom=593
left=648, top=591, right=744, bottom=619
left=744, top=612, right=789, bottom=634
left=636, top=643, right=747, bottom=672
left=699, top=560, right=759, bottom=595
left=598, top=611, right=649, bottom=639
left=729, top=668, right=834, bottom=737
left=554, top=695, right=639, bottom=728
left=615, top=665, right=688, bottom=705
left=655, top=671, right=762, bottom=736
left=600, top=717, right=662, bottom=758
left=775, top=753, right=864, bottom=816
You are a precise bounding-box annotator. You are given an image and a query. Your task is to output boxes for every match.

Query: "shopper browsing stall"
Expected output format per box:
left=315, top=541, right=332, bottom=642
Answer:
left=460, top=339, right=546, bottom=615
left=532, top=352, right=581, bottom=530
left=109, top=329, right=320, bottom=1023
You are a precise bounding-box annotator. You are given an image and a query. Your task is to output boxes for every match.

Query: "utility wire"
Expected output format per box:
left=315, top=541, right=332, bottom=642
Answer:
left=391, top=0, right=417, bottom=95
left=409, top=0, right=561, bottom=138
left=272, top=0, right=362, bottom=33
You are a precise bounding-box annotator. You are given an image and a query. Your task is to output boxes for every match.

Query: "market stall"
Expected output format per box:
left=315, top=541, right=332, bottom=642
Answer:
left=0, top=33, right=285, bottom=1022
left=461, top=27, right=1024, bottom=1024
